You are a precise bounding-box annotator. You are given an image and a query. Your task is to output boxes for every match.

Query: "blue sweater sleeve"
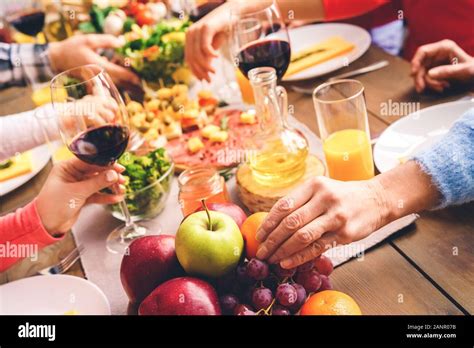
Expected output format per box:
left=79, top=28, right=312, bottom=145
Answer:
left=413, top=107, right=474, bottom=209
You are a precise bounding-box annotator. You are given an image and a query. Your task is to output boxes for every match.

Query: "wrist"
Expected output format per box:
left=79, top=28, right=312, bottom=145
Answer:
left=365, top=177, right=396, bottom=228
left=36, top=192, right=59, bottom=235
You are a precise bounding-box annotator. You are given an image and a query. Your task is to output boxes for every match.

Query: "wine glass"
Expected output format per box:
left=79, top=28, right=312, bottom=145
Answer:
left=50, top=64, right=158, bottom=254
left=5, top=0, right=45, bottom=41
left=230, top=0, right=291, bottom=82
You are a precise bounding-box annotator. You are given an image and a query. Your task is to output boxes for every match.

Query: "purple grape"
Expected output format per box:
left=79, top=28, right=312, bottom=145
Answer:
left=289, top=283, right=307, bottom=312
left=272, top=305, right=291, bottom=316
left=314, top=255, right=334, bottom=276
left=215, top=273, right=235, bottom=293
left=296, top=260, right=315, bottom=273
left=275, top=283, right=297, bottom=307
left=318, top=274, right=333, bottom=292
left=246, top=258, right=269, bottom=280
left=251, top=287, right=273, bottom=310
left=271, top=263, right=296, bottom=279
left=236, top=262, right=253, bottom=285
left=219, top=294, right=239, bottom=314
left=262, top=276, right=279, bottom=292
left=295, top=269, right=322, bottom=293
left=234, top=304, right=256, bottom=315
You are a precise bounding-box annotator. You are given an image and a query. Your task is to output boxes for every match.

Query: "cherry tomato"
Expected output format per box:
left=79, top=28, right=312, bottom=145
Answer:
left=198, top=97, right=218, bottom=108
left=125, top=1, right=145, bottom=16
left=136, top=10, right=155, bottom=26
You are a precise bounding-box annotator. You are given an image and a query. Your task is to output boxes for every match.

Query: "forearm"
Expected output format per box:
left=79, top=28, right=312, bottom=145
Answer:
left=372, top=161, right=441, bottom=224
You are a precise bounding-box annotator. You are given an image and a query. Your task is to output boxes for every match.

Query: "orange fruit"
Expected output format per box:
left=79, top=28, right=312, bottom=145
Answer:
left=300, top=290, right=362, bottom=315
left=240, top=212, right=268, bottom=259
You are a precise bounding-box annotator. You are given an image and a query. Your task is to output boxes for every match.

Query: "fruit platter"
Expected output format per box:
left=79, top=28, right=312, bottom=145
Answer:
left=120, top=204, right=361, bottom=316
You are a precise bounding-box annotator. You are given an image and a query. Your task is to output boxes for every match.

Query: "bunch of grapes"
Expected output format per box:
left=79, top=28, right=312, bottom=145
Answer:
left=215, top=255, right=334, bottom=315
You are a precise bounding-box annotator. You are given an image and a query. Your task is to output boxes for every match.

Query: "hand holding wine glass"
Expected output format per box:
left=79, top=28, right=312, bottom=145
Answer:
left=50, top=64, right=155, bottom=254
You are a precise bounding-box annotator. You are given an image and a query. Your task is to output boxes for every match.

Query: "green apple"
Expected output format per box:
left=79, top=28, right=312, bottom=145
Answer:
left=176, top=210, right=243, bottom=278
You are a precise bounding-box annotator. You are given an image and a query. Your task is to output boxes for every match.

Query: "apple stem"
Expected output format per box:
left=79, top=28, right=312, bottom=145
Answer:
left=201, top=199, right=213, bottom=231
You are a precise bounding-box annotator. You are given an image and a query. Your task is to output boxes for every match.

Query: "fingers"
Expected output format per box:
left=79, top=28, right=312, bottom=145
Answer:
left=84, top=34, right=123, bottom=50
left=100, top=59, right=141, bottom=86
left=256, top=196, right=326, bottom=260
left=86, top=184, right=126, bottom=205
left=280, top=232, right=338, bottom=269
left=267, top=214, right=336, bottom=264
left=428, top=62, right=473, bottom=82
left=414, top=66, right=427, bottom=93
left=255, top=179, right=317, bottom=243
left=76, top=169, right=122, bottom=197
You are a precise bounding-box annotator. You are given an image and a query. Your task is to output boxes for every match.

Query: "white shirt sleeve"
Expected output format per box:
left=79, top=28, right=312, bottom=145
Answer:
left=0, top=103, right=60, bottom=161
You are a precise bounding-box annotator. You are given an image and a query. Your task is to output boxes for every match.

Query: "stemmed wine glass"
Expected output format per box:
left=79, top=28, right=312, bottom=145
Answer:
left=230, top=0, right=291, bottom=81
left=50, top=64, right=155, bottom=254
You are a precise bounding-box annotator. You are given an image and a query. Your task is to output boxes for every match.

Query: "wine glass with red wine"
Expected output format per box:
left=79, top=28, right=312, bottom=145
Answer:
left=230, top=1, right=291, bottom=81
left=5, top=0, right=45, bottom=40
left=50, top=64, right=156, bottom=254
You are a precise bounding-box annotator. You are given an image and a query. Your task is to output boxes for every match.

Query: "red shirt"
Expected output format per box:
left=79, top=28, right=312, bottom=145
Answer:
left=323, top=0, right=474, bottom=59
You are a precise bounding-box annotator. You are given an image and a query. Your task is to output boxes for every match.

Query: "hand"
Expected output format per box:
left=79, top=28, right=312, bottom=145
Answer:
left=185, top=2, right=231, bottom=82
left=411, top=39, right=474, bottom=93
left=254, top=176, right=391, bottom=269
left=36, top=158, right=126, bottom=234
left=48, top=34, right=141, bottom=87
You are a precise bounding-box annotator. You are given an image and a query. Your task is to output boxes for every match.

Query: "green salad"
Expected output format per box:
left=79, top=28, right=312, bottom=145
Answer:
left=117, top=19, right=192, bottom=86
left=109, top=148, right=174, bottom=221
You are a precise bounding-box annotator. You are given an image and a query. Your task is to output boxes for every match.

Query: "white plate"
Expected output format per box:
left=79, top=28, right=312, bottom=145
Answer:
left=0, top=144, right=51, bottom=196
left=283, top=23, right=371, bottom=81
left=373, top=99, right=474, bottom=173
left=0, top=275, right=110, bottom=315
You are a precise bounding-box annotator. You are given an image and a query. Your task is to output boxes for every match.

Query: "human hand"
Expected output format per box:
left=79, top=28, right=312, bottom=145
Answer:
left=411, top=39, right=474, bottom=93
left=254, top=176, right=391, bottom=269
left=184, top=2, right=231, bottom=82
left=36, top=158, right=126, bottom=234
left=48, top=34, right=141, bottom=87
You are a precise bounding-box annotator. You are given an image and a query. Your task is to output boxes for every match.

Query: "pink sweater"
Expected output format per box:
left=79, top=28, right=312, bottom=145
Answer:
left=0, top=199, right=63, bottom=272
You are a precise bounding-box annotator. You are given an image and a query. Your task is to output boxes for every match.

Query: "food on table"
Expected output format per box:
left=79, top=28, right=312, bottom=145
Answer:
left=0, top=152, right=32, bottom=182
left=285, top=36, right=355, bottom=77
left=295, top=268, right=323, bottom=293
left=239, top=109, right=257, bottom=124
left=175, top=209, right=244, bottom=278
left=117, top=19, right=191, bottom=86
left=166, top=108, right=261, bottom=171
left=120, top=235, right=184, bottom=304
left=240, top=212, right=268, bottom=259
left=178, top=167, right=230, bottom=217
left=299, top=290, right=362, bottom=315
left=138, top=277, right=221, bottom=315
left=193, top=202, right=247, bottom=228
left=108, top=148, right=173, bottom=220
left=323, top=129, right=374, bottom=181
left=314, top=254, right=334, bottom=276
left=319, top=274, right=334, bottom=291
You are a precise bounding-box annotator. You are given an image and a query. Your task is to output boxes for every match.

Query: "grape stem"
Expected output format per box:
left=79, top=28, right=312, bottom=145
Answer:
left=256, top=298, right=276, bottom=316
left=201, top=199, right=213, bottom=231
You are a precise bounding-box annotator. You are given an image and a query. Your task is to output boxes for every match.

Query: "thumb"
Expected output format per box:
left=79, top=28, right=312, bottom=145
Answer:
left=428, top=63, right=471, bottom=81
left=84, top=34, right=123, bottom=50
left=76, top=169, right=119, bottom=197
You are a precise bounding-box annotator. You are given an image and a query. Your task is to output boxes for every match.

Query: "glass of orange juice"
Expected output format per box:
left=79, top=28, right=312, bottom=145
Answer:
left=312, top=79, right=374, bottom=181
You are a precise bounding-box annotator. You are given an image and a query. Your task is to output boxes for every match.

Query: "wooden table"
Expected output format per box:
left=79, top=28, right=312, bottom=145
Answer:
left=1, top=45, right=473, bottom=314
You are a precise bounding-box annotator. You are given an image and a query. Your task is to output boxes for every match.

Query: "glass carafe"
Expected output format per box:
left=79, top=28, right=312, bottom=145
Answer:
left=247, top=67, right=308, bottom=187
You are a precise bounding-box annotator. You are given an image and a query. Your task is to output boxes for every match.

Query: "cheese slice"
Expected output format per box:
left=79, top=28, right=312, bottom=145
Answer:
left=0, top=152, right=33, bottom=182
left=285, top=36, right=355, bottom=77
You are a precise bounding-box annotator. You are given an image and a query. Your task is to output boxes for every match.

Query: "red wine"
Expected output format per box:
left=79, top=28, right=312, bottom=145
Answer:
left=10, top=11, right=45, bottom=37
left=189, top=1, right=225, bottom=22
left=70, top=125, right=129, bottom=166
left=237, top=39, right=291, bottom=80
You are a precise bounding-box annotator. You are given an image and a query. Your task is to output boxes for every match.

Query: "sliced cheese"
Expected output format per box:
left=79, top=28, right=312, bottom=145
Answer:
left=201, top=125, right=221, bottom=139
left=285, top=36, right=355, bottom=77
left=0, top=152, right=33, bottom=182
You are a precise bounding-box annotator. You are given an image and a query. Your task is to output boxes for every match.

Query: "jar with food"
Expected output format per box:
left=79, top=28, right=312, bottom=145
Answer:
left=178, top=167, right=230, bottom=217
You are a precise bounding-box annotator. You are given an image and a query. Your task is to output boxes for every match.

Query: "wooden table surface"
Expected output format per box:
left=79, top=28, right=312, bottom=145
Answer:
left=1, top=45, right=473, bottom=315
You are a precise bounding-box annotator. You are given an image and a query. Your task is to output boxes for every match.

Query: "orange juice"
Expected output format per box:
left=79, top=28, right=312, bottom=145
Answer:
left=235, top=69, right=255, bottom=104
left=323, top=129, right=374, bottom=181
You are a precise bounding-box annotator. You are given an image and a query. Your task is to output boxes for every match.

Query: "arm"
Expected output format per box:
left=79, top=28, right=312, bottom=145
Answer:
left=255, top=109, right=474, bottom=268
left=0, top=43, right=54, bottom=89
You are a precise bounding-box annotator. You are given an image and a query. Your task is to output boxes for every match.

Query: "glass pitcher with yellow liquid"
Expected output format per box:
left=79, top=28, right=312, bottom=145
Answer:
left=247, top=67, right=308, bottom=187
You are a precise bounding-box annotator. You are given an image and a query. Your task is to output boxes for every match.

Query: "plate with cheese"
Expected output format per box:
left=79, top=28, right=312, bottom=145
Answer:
left=0, top=144, right=51, bottom=196
left=283, top=23, right=371, bottom=81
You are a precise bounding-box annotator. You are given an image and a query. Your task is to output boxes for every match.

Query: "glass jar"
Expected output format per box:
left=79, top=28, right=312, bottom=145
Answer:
left=247, top=67, right=309, bottom=187
left=178, top=166, right=230, bottom=217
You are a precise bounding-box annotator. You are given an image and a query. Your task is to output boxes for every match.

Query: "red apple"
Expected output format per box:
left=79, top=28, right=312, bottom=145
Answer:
left=120, top=235, right=183, bottom=304
left=139, top=277, right=221, bottom=315
left=194, top=202, right=247, bottom=228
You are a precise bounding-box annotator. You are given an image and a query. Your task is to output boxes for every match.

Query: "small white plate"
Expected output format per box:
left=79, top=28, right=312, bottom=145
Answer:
left=283, top=23, right=371, bottom=81
left=0, top=144, right=51, bottom=196
left=373, top=99, right=474, bottom=173
left=0, top=275, right=110, bottom=315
